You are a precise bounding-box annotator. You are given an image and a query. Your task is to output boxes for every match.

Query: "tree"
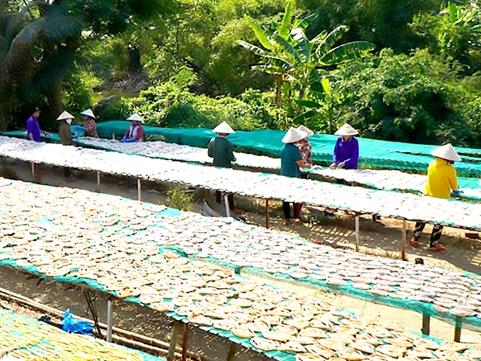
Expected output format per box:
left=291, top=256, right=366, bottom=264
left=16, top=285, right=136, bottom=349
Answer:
left=238, top=0, right=374, bottom=107
left=412, top=2, right=481, bottom=73
left=0, top=0, right=177, bottom=129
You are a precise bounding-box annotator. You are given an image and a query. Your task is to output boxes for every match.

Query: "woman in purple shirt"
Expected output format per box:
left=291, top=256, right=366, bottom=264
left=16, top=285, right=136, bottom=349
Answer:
left=26, top=107, right=42, bottom=142
left=330, top=124, right=359, bottom=170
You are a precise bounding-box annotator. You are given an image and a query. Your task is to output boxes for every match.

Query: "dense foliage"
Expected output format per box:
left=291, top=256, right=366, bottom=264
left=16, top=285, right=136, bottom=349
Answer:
left=1, top=0, right=481, bottom=146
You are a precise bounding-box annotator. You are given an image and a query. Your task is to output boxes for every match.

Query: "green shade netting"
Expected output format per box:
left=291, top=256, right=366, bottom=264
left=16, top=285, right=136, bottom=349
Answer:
left=93, top=121, right=481, bottom=177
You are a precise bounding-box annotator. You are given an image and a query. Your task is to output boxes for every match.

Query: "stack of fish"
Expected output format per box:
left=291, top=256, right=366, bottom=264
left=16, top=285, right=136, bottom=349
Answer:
left=77, top=137, right=481, bottom=201
left=0, top=179, right=480, bottom=360
left=0, top=136, right=480, bottom=231
left=0, top=178, right=481, bottom=325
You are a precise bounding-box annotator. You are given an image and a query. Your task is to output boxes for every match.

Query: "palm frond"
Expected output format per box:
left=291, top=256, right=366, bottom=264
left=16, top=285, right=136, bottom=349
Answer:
left=291, top=27, right=310, bottom=60
left=278, top=0, right=295, bottom=40
left=43, top=14, right=84, bottom=41
left=244, top=15, right=275, bottom=51
left=238, top=40, right=267, bottom=56
left=320, top=41, right=375, bottom=65
left=313, top=25, right=349, bottom=58
left=272, top=33, right=301, bottom=64
left=29, top=46, right=77, bottom=91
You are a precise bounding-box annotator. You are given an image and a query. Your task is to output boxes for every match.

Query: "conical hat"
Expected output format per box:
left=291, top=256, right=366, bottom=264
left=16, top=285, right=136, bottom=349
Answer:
left=431, top=144, right=462, bottom=162
left=213, top=121, right=235, bottom=134
left=282, top=127, right=308, bottom=144
left=57, top=111, right=74, bottom=121
left=81, top=108, right=96, bottom=119
left=335, top=124, right=358, bottom=136
left=297, top=125, right=314, bottom=137
left=127, top=113, right=143, bottom=123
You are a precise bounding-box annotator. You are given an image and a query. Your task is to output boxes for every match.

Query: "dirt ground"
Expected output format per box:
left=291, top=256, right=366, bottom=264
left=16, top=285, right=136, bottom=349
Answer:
left=0, top=158, right=480, bottom=360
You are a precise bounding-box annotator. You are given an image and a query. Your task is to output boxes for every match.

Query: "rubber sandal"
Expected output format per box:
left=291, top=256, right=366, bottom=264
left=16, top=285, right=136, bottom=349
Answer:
left=409, top=239, right=421, bottom=248
left=427, top=244, right=446, bottom=252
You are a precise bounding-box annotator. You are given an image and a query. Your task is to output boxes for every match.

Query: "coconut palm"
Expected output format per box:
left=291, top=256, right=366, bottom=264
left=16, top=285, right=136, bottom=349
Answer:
left=0, top=2, right=84, bottom=127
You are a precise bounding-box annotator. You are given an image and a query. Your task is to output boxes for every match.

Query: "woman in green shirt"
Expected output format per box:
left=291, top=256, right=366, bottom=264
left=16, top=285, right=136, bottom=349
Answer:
left=281, top=127, right=309, bottom=225
left=208, top=121, right=237, bottom=211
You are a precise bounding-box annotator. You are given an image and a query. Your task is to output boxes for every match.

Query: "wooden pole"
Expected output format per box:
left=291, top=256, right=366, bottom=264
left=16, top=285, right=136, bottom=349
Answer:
left=167, top=322, right=181, bottom=361
left=224, top=194, right=231, bottom=217
left=355, top=216, right=360, bottom=252
left=106, top=298, right=113, bottom=342
left=421, top=314, right=430, bottom=335
left=181, top=324, right=189, bottom=361
left=226, top=343, right=237, bottom=361
left=454, top=316, right=462, bottom=342
left=96, top=171, right=101, bottom=193
left=265, top=199, right=270, bottom=229
left=137, top=178, right=142, bottom=202
left=30, top=162, right=35, bottom=179
left=401, top=219, right=407, bottom=261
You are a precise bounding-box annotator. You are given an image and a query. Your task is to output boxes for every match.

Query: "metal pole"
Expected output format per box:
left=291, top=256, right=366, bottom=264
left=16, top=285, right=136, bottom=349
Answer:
left=96, top=171, right=101, bottom=193
left=137, top=178, right=142, bottom=202
left=421, top=314, right=430, bottom=335
left=30, top=162, right=35, bottom=179
left=106, top=298, right=113, bottom=342
left=224, top=194, right=231, bottom=217
left=265, top=199, right=270, bottom=229
left=454, top=316, right=462, bottom=342
left=355, top=216, right=360, bottom=252
left=401, top=220, right=407, bottom=261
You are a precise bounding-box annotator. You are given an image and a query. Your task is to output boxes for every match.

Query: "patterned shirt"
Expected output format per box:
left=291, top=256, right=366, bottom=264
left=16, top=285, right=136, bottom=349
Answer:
left=296, top=139, right=312, bottom=167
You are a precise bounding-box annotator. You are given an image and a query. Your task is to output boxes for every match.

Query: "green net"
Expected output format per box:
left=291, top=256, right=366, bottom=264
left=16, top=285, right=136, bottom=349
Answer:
left=93, top=121, right=481, bottom=177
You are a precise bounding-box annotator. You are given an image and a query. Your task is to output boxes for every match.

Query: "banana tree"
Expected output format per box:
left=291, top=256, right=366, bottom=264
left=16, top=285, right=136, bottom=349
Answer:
left=238, top=0, right=375, bottom=107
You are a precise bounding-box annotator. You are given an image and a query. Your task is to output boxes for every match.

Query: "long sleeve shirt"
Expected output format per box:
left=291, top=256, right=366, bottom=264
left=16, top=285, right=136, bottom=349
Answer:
left=207, top=136, right=236, bottom=168
left=26, top=116, right=41, bottom=142
left=58, top=121, right=73, bottom=146
left=333, top=137, right=359, bottom=170
left=424, top=158, right=459, bottom=199
left=281, top=144, right=302, bottom=178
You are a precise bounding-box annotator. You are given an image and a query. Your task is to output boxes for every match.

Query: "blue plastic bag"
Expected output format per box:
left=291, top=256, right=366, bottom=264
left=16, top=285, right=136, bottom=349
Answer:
left=62, top=309, right=93, bottom=335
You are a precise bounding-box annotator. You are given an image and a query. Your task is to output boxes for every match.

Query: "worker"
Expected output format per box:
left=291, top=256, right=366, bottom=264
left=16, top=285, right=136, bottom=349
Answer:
left=81, top=108, right=98, bottom=138
left=409, top=144, right=462, bottom=252
left=57, top=111, right=75, bottom=179
left=330, top=124, right=359, bottom=170
left=296, top=125, right=314, bottom=178
left=208, top=121, right=237, bottom=212
left=121, top=114, right=144, bottom=142
left=281, top=127, right=309, bottom=225
left=25, top=107, right=42, bottom=142
left=58, top=111, right=74, bottom=146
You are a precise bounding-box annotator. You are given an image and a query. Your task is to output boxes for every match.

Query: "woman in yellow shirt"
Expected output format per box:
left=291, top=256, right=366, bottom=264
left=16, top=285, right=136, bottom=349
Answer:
left=409, top=144, right=461, bottom=252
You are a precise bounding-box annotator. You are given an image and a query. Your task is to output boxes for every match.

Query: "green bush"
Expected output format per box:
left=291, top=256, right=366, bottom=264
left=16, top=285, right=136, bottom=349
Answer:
left=94, top=96, right=130, bottom=121
left=333, top=49, right=480, bottom=145
left=126, top=78, right=287, bottom=130
left=166, top=185, right=193, bottom=211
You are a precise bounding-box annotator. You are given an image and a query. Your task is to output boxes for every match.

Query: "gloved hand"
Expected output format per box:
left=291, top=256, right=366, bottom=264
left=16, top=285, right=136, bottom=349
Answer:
left=451, top=190, right=463, bottom=197
left=120, top=137, right=136, bottom=143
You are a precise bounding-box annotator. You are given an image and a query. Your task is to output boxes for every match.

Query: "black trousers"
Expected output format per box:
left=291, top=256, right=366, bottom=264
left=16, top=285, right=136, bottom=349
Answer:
left=283, top=202, right=302, bottom=220
left=413, top=222, right=443, bottom=247
left=216, top=190, right=235, bottom=209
